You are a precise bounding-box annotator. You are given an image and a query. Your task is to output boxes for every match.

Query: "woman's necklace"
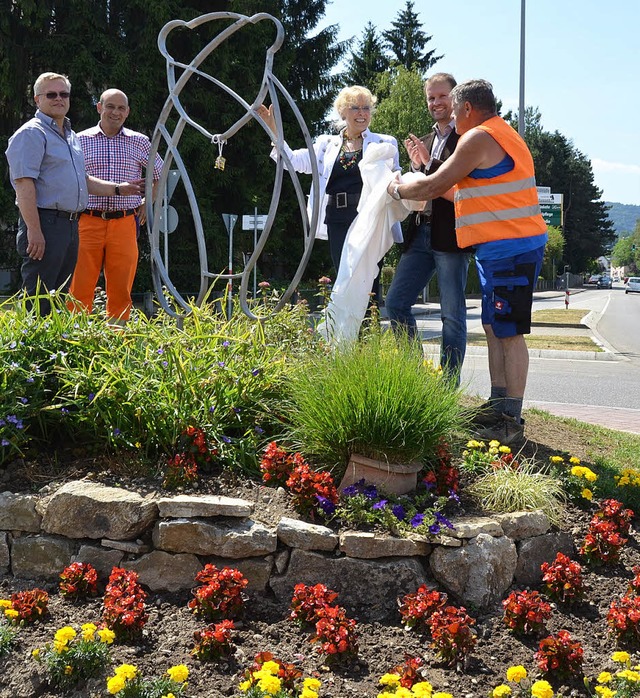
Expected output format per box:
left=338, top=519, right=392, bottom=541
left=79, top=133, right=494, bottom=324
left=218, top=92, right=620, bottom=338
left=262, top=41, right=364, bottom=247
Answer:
left=339, top=132, right=363, bottom=170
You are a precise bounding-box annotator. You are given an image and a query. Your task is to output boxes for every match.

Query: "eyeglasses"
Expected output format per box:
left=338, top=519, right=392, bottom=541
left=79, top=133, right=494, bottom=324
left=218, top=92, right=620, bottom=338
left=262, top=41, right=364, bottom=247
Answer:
left=348, top=105, right=371, bottom=112
left=38, top=91, right=70, bottom=99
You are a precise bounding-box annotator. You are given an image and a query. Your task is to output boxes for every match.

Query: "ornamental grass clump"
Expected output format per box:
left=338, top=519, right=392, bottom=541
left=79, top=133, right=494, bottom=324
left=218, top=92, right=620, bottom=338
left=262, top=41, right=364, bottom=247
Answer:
left=32, top=623, right=115, bottom=692
left=281, top=332, right=464, bottom=480
left=105, top=662, right=189, bottom=697
left=466, top=460, right=565, bottom=527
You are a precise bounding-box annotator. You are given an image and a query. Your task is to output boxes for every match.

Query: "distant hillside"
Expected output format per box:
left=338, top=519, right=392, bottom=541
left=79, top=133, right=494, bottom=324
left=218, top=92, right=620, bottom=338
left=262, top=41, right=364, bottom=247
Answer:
left=605, top=202, right=640, bottom=236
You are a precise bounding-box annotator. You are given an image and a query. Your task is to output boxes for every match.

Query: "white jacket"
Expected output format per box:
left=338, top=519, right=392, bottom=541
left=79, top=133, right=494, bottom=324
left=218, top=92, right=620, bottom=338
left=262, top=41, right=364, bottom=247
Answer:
left=270, top=128, right=403, bottom=243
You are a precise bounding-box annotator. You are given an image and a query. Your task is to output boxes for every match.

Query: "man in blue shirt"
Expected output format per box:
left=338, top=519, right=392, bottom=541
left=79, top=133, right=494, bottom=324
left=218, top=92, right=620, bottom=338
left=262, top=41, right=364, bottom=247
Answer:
left=5, top=72, right=142, bottom=314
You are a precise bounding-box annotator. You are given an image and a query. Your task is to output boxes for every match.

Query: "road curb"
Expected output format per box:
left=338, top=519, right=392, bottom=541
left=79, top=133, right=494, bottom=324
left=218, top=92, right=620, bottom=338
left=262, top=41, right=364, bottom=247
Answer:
left=423, top=345, right=618, bottom=361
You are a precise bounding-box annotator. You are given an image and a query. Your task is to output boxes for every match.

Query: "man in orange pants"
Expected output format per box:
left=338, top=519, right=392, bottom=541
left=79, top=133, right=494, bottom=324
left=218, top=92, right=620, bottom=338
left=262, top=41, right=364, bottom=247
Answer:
left=70, top=88, right=163, bottom=324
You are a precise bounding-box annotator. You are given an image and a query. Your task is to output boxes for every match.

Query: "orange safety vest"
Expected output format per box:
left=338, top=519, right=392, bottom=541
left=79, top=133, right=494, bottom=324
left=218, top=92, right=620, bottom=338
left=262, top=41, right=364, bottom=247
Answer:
left=454, top=116, right=547, bottom=248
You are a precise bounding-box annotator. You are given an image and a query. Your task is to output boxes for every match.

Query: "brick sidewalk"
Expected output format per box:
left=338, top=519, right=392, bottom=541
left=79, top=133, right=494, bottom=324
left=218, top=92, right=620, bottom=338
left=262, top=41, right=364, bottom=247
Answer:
left=525, top=401, right=640, bottom=435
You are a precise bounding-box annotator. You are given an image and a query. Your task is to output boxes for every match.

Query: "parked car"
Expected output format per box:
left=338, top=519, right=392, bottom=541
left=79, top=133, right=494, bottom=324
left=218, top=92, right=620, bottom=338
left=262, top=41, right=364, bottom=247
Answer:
left=597, top=275, right=613, bottom=289
left=626, top=277, right=640, bottom=294
left=587, top=274, right=601, bottom=285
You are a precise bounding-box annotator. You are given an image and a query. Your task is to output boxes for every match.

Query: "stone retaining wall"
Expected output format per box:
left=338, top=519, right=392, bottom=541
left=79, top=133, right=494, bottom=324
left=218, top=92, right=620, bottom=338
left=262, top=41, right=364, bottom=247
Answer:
left=0, top=481, right=574, bottom=621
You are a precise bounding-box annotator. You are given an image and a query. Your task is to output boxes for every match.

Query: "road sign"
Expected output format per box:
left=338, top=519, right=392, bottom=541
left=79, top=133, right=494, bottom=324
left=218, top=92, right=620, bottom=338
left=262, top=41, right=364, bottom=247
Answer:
left=536, top=185, right=551, bottom=195
left=166, top=169, right=181, bottom=201
left=538, top=192, right=563, bottom=227
left=158, top=205, right=179, bottom=233
left=222, top=213, right=238, bottom=234
left=242, top=214, right=268, bottom=230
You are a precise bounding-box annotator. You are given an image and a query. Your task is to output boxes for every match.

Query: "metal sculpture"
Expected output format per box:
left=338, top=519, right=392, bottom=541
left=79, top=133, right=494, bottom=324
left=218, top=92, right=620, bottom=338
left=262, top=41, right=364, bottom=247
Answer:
left=146, top=12, right=319, bottom=320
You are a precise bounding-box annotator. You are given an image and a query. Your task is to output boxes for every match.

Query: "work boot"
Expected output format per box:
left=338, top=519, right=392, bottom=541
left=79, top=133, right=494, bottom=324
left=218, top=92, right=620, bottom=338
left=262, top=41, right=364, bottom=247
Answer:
left=476, top=414, right=525, bottom=447
left=469, top=401, right=503, bottom=427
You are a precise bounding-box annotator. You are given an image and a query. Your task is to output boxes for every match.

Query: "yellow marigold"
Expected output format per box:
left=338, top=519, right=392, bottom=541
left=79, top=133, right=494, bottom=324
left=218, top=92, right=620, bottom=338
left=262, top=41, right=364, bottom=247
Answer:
left=595, top=687, right=615, bottom=698
left=617, top=669, right=640, bottom=682
left=499, top=445, right=511, bottom=454
left=166, top=664, right=189, bottom=683
left=31, top=648, right=41, bottom=659
left=597, top=671, right=612, bottom=684
left=569, top=456, right=581, bottom=464
left=300, top=690, right=318, bottom=698
left=618, top=476, right=631, bottom=487
left=4, top=608, right=19, bottom=619
left=53, top=640, right=70, bottom=653
left=550, top=455, right=564, bottom=464
left=379, top=674, right=401, bottom=686
left=114, top=664, right=137, bottom=680
left=0, top=600, right=12, bottom=608
left=98, top=628, right=116, bottom=644
left=466, top=440, right=483, bottom=449
left=412, top=681, right=433, bottom=697
left=582, top=488, right=593, bottom=501
left=55, top=626, right=77, bottom=644
left=81, top=623, right=97, bottom=641
left=394, top=688, right=413, bottom=698
left=239, top=680, right=252, bottom=692
left=492, top=686, right=512, bottom=698
left=506, top=665, right=527, bottom=683
left=432, top=693, right=454, bottom=698
left=261, top=660, right=281, bottom=675
left=377, top=693, right=396, bottom=698
left=612, top=651, right=631, bottom=664
left=258, top=675, right=282, bottom=695
left=162, top=694, right=176, bottom=698
left=530, top=680, right=554, bottom=698
left=107, top=674, right=127, bottom=695
left=489, top=440, right=500, bottom=449
left=303, top=678, right=322, bottom=691
left=64, top=665, right=73, bottom=675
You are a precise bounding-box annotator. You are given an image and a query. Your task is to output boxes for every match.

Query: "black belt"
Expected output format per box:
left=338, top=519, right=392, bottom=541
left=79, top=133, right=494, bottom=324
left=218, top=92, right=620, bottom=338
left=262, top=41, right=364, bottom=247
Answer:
left=415, top=213, right=431, bottom=225
left=83, top=209, right=137, bottom=220
left=38, top=208, right=82, bottom=221
left=327, top=192, right=360, bottom=209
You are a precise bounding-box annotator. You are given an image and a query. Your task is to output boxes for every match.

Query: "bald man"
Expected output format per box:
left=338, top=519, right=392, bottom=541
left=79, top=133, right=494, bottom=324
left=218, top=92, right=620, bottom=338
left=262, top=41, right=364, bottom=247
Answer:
left=70, top=89, right=163, bottom=324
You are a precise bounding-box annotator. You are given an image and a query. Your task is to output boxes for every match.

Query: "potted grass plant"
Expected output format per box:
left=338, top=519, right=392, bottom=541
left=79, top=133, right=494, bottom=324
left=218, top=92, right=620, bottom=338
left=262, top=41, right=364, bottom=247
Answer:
left=281, top=332, right=464, bottom=494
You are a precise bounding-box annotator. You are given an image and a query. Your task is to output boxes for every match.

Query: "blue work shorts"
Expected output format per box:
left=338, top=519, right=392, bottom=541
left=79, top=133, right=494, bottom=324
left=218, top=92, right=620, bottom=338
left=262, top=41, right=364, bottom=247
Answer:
left=476, top=245, right=545, bottom=338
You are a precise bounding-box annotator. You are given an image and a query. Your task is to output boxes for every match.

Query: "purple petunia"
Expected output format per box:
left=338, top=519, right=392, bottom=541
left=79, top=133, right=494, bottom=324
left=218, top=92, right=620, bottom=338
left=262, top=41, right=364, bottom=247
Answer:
left=429, top=523, right=441, bottom=535
left=435, top=512, right=454, bottom=529
left=411, top=513, right=425, bottom=528
left=373, top=499, right=388, bottom=510
left=316, top=495, right=336, bottom=516
left=448, top=489, right=460, bottom=503
left=392, top=504, right=406, bottom=521
left=221, top=436, right=231, bottom=444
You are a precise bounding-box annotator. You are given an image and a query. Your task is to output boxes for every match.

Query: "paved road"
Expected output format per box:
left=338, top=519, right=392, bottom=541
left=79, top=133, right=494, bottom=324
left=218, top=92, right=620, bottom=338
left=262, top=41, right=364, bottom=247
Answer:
left=386, top=285, right=640, bottom=434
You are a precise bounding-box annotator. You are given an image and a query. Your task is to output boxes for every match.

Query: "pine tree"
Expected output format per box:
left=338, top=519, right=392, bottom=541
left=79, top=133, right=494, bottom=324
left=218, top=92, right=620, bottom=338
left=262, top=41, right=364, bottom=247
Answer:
left=345, top=22, right=389, bottom=91
left=382, top=0, right=442, bottom=73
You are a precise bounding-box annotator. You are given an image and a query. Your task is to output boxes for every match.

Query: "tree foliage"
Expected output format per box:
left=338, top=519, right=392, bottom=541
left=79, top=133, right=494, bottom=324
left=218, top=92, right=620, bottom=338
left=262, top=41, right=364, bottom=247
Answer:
left=611, top=220, right=640, bottom=272
left=381, top=0, right=442, bottom=73
left=520, top=108, right=615, bottom=273
left=345, top=21, right=389, bottom=91
left=541, top=225, right=565, bottom=280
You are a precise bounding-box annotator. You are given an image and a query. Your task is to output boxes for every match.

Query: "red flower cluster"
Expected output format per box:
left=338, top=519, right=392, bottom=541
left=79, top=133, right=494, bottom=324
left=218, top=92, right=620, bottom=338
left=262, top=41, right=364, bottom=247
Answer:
left=313, top=605, right=359, bottom=661
left=192, top=619, right=235, bottom=662
left=535, top=629, right=584, bottom=680
left=8, top=588, right=49, bottom=624
left=102, top=567, right=148, bottom=641
left=188, top=564, right=248, bottom=622
left=260, top=442, right=339, bottom=520
left=502, top=590, right=552, bottom=635
left=422, top=440, right=459, bottom=495
left=540, top=552, right=587, bottom=604
left=163, top=425, right=219, bottom=490
left=59, top=561, right=99, bottom=601
left=398, top=585, right=447, bottom=632
left=580, top=498, right=634, bottom=566
left=388, top=654, right=425, bottom=689
left=290, top=583, right=339, bottom=625
left=427, top=605, right=477, bottom=667
left=247, top=652, right=304, bottom=692
left=607, top=564, right=640, bottom=644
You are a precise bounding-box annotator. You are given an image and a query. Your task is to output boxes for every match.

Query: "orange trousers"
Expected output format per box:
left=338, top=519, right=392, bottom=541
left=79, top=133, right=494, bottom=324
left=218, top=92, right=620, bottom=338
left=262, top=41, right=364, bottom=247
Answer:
left=69, top=213, right=138, bottom=321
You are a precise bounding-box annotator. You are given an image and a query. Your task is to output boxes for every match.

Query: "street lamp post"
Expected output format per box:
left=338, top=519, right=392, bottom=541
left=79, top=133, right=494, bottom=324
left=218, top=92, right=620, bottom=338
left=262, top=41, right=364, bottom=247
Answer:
left=518, top=0, right=526, bottom=136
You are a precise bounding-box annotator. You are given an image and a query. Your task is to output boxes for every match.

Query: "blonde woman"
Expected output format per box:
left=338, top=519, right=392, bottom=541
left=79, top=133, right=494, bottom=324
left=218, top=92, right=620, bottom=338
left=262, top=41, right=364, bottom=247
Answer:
left=258, top=86, right=402, bottom=286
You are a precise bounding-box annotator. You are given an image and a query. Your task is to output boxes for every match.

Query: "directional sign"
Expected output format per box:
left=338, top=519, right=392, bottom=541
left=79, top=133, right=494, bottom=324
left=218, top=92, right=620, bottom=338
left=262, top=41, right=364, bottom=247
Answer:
left=242, top=214, right=268, bottom=230
left=538, top=192, right=563, bottom=228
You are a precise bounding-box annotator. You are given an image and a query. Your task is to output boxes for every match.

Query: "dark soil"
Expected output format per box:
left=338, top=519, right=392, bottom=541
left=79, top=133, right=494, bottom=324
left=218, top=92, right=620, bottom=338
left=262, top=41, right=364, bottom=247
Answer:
left=0, top=415, right=637, bottom=698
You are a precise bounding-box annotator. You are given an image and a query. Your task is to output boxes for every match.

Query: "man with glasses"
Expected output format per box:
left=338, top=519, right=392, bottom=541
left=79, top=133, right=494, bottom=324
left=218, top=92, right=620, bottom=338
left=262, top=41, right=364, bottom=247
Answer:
left=70, top=89, right=163, bottom=325
left=5, top=72, right=141, bottom=314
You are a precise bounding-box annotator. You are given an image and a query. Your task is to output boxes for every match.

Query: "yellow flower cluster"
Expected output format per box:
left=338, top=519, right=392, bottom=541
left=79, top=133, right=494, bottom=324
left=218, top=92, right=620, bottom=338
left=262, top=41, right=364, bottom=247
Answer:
left=570, top=465, right=598, bottom=482
left=107, top=664, right=138, bottom=695
left=493, top=667, right=553, bottom=698
left=377, top=673, right=451, bottom=698
left=239, top=660, right=321, bottom=698
left=591, top=653, right=640, bottom=697
left=615, top=467, right=640, bottom=488
left=166, top=664, right=189, bottom=683
left=505, top=666, right=527, bottom=683
left=0, top=599, right=18, bottom=621
left=54, top=626, right=76, bottom=653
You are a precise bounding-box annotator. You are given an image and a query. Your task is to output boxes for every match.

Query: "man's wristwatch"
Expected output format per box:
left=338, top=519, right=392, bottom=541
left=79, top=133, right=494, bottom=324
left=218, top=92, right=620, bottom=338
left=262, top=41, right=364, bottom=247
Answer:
left=390, top=183, right=402, bottom=201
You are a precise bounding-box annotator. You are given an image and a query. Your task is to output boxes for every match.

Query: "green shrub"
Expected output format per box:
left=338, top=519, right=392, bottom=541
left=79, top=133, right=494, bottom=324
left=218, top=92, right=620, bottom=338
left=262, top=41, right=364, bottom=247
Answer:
left=280, top=332, right=464, bottom=479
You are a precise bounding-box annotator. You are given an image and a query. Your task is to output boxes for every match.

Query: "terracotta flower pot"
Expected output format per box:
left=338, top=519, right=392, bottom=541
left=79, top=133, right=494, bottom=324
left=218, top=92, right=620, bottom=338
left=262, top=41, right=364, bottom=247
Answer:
left=338, top=453, right=423, bottom=495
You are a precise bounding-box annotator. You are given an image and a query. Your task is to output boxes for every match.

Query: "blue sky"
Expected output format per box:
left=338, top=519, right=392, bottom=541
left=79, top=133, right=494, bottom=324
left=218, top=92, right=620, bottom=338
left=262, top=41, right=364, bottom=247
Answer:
left=317, top=0, right=640, bottom=206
